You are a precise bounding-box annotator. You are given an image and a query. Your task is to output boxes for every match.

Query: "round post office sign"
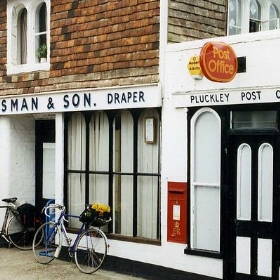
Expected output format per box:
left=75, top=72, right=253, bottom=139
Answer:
left=200, top=42, right=238, bottom=83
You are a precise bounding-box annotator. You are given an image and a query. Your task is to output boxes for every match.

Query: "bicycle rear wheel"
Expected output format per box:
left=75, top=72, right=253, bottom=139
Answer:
left=7, top=215, right=34, bottom=250
left=74, top=227, right=108, bottom=274
left=32, top=221, right=61, bottom=264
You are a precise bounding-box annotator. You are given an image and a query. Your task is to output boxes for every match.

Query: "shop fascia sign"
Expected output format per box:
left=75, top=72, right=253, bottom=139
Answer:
left=173, top=87, right=280, bottom=107
left=187, top=41, right=238, bottom=82
left=0, top=84, right=161, bottom=116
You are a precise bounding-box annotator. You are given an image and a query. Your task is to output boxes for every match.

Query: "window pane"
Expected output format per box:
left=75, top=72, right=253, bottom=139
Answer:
left=237, top=144, right=251, bottom=220
left=194, top=111, right=221, bottom=183
left=114, top=174, right=133, bottom=235
left=228, top=0, right=242, bottom=35
left=35, top=3, right=47, bottom=62
left=250, top=0, right=261, bottom=32
left=89, top=112, right=109, bottom=204
left=137, top=110, right=160, bottom=239
left=89, top=174, right=109, bottom=205
left=193, top=185, right=220, bottom=251
left=113, top=111, right=134, bottom=235
left=20, top=8, right=27, bottom=64
left=68, top=113, right=86, bottom=170
left=258, top=144, right=273, bottom=221
left=137, top=176, right=159, bottom=239
left=67, top=113, right=86, bottom=228
left=68, top=173, right=85, bottom=227
left=232, top=110, right=277, bottom=130
left=269, top=4, right=279, bottom=30
left=191, top=110, right=221, bottom=252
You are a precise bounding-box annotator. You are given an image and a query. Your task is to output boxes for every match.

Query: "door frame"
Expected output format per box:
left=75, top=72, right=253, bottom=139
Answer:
left=225, top=131, right=280, bottom=280
left=35, top=120, right=55, bottom=212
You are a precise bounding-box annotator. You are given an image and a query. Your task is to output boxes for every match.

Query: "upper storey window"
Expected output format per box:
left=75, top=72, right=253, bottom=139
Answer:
left=7, top=0, right=50, bottom=75
left=228, top=0, right=280, bottom=35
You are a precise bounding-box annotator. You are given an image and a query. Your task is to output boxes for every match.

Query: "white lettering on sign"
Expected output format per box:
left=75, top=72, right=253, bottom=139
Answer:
left=173, top=87, right=280, bottom=108
left=0, top=85, right=160, bottom=115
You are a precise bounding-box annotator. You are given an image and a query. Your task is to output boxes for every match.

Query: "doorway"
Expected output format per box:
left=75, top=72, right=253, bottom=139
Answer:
left=227, top=133, right=280, bottom=279
left=35, top=120, right=55, bottom=212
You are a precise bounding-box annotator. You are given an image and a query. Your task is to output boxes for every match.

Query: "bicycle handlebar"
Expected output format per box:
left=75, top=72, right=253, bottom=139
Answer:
left=43, top=204, right=66, bottom=217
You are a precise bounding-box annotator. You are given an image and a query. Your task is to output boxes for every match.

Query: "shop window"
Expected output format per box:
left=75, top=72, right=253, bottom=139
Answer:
left=190, top=108, right=221, bottom=252
left=7, top=0, right=50, bottom=74
left=231, top=110, right=277, bottom=130
left=228, top=0, right=280, bottom=34
left=66, top=109, right=161, bottom=241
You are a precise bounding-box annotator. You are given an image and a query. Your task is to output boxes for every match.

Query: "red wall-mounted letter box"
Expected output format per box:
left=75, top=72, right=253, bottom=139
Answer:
left=167, top=181, right=187, bottom=243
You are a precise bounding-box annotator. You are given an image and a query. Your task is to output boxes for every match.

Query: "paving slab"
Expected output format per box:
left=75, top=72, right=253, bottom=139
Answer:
left=0, top=247, right=145, bottom=280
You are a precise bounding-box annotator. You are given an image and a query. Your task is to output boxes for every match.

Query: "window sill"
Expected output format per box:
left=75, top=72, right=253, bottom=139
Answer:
left=184, top=247, right=222, bottom=259
left=67, top=227, right=161, bottom=246
left=7, top=62, right=50, bottom=75
left=107, top=234, right=161, bottom=246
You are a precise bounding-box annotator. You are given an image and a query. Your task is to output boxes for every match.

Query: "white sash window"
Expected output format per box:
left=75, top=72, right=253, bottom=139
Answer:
left=7, top=0, right=50, bottom=74
left=228, top=0, right=280, bottom=35
left=190, top=108, right=221, bottom=252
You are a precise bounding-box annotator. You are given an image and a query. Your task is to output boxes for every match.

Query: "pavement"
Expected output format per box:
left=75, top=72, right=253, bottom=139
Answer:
left=0, top=247, right=145, bottom=280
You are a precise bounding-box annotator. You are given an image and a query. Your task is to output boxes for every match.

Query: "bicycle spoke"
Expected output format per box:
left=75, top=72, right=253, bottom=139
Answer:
left=8, top=216, right=35, bottom=250
left=32, top=222, right=61, bottom=264
left=74, top=228, right=107, bottom=274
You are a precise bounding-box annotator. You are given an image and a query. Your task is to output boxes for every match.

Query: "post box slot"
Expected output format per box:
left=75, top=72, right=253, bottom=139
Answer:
left=169, top=189, right=184, bottom=194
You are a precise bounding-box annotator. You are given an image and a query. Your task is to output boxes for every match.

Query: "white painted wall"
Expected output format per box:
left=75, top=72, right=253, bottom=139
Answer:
left=159, top=30, right=280, bottom=278
left=0, top=116, right=35, bottom=224
left=165, top=31, right=280, bottom=99
left=0, top=116, right=35, bottom=204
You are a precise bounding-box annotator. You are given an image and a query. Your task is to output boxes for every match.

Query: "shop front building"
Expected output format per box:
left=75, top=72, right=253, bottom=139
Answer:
left=164, top=26, right=280, bottom=279
left=0, top=0, right=168, bottom=277
left=3, top=0, right=280, bottom=279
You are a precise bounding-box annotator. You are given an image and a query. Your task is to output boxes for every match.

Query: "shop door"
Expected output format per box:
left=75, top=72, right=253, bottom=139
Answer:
left=228, top=134, right=279, bottom=280
left=35, top=120, right=55, bottom=212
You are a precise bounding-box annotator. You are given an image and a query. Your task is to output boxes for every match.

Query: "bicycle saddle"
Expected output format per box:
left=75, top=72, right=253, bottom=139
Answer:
left=2, top=197, right=17, bottom=203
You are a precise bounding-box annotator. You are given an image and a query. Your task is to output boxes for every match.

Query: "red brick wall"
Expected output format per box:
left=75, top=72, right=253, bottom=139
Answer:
left=168, top=0, right=227, bottom=42
left=0, top=0, right=160, bottom=95
left=0, top=1, right=7, bottom=86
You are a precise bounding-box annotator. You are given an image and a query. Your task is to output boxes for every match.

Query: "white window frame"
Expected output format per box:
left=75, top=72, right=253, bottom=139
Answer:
left=190, top=108, right=221, bottom=252
left=7, top=0, right=50, bottom=75
left=228, top=0, right=280, bottom=35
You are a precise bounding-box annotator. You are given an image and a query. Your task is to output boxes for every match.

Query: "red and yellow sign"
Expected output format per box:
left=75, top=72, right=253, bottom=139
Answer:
left=199, top=42, right=238, bottom=83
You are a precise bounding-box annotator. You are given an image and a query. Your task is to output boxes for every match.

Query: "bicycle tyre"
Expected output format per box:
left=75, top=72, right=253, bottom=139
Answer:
left=32, top=221, right=62, bottom=264
left=7, top=215, right=34, bottom=250
left=74, top=227, right=108, bottom=274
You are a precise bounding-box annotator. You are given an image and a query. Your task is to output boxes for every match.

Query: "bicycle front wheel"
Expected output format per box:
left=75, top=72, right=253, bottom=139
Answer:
left=7, top=215, right=34, bottom=250
left=74, top=227, right=108, bottom=274
left=32, top=221, right=62, bottom=264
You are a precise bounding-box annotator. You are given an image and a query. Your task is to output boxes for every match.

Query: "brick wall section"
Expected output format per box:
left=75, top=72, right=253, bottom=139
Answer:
left=168, top=0, right=227, bottom=42
left=0, top=0, right=160, bottom=95
left=0, top=2, right=7, bottom=86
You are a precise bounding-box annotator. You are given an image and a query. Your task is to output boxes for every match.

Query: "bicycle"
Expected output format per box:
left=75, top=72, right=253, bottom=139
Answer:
left=0, top=197, right=41, bottom=250
left=32, top=203, right=111, bottom=274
